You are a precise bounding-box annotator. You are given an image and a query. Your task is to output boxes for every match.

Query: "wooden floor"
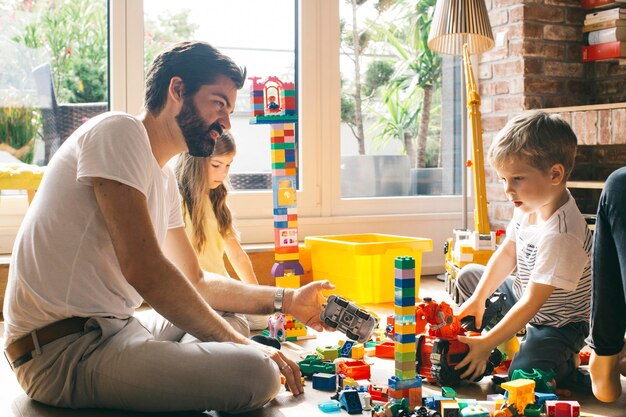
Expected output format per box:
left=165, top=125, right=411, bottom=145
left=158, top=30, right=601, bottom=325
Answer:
left=1, top=275, right=625, bottom=417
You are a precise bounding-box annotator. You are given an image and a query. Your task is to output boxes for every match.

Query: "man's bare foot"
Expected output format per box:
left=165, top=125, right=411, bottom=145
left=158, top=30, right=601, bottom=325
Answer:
left=589, top=346, right=625, bottom=403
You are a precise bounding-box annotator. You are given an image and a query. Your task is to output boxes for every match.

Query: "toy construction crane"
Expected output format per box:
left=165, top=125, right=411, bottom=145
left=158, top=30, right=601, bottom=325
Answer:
left=444, top=45, right=503, bottom=303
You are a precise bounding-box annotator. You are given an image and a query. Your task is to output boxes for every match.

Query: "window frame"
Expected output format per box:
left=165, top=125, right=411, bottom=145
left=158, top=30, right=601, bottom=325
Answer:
left=1, top=0, right=470, bottom=274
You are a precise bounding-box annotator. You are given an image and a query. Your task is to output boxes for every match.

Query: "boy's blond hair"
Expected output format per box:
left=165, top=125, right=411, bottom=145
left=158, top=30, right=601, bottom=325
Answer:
left=488, top=111, right=578, bottom=180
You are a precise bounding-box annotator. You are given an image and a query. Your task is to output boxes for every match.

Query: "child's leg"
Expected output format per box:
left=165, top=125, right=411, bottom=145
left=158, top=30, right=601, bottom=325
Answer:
left=509, top=322, right=588, bottom=387
left=455, top=264, right=517, bottom=312
left=586, top=167, right=626, bottom=402
left=455, top=264, right=485, bottom=303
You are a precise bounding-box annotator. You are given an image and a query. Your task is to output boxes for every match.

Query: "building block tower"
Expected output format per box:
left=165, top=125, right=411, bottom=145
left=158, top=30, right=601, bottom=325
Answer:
left=249, top=76, right=303, bottom=288
left=388, top=256, right=422, bottom=408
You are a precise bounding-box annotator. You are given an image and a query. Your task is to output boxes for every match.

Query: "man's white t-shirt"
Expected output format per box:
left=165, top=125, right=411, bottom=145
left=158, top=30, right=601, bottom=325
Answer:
left=506, top=191, right=593, bottom=327
left=3, top=112, right=183, bottom=344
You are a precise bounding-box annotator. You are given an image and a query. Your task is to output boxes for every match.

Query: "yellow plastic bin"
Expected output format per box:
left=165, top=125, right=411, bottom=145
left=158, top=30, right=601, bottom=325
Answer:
left=304, top=234, right=432, bottom=304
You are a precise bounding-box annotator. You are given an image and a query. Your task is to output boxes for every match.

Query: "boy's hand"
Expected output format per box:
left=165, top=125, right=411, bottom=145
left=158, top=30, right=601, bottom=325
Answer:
left=458, top=295, right=487, bottom=330
left=455, top=334, right=495, bottom=381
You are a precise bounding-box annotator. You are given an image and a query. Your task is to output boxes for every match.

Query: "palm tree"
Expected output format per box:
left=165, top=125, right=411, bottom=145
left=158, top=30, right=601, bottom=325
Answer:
left=340, top=0, right=394, bottom=155
left=372, top=0, right=441, bottom=168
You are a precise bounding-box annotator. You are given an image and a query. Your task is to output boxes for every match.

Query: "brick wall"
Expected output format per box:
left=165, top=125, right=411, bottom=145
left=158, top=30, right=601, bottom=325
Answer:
left=478, top=0, right=626, bottom=230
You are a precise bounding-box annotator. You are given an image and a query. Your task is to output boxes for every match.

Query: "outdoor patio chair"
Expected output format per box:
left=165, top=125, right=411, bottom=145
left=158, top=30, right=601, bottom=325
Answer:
left=32, top=63, right=107, bottom=164
left=229, top=172, right=273, bottom=190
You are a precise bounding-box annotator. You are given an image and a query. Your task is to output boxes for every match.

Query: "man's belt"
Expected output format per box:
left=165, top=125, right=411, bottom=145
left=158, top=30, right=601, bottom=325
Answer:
left=4, top=317, right=88, bottom=369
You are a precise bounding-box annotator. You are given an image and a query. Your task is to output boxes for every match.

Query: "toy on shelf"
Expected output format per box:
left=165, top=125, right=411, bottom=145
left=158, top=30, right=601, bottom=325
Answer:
left=320, top=294, right=379, bottom=343
left=249, top=76, right=302, bottom=289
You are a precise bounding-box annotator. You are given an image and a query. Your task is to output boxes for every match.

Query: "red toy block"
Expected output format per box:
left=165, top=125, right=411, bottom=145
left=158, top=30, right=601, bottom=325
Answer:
left=337, top=360, right=371, bottom=380
left=375, top=340, right=395, bottom=358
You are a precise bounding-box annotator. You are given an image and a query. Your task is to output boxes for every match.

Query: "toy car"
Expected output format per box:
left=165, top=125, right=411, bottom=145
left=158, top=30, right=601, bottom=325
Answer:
left=320, top=295, right=379, bottom=343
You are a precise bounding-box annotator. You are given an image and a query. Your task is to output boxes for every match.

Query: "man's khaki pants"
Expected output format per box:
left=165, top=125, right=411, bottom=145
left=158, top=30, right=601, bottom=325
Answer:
left=13, top=312, right=281, bottom=412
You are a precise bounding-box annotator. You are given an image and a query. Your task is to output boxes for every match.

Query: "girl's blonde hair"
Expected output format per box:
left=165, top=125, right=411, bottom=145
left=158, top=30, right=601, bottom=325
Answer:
left=176, top=131, right=236, bottom=253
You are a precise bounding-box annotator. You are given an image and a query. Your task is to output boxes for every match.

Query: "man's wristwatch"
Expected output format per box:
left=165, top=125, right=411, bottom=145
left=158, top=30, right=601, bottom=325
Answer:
left=273, top=287, right=285, bottom=313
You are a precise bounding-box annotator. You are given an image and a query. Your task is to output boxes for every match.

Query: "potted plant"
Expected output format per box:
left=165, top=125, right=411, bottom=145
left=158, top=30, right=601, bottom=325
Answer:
left=0, top=106, right=40, bottom=164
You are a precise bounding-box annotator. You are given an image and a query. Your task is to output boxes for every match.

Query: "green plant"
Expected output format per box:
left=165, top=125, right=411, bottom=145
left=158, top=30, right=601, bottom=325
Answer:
left=144, top=9, right=198, bottom=71
left=340, top=0, right=395, bottom=155
left=12, top=0, right=108, bottom=103
left=370, top=0, right=441, bottom=168
left=0, top=106, right=40, bottom=164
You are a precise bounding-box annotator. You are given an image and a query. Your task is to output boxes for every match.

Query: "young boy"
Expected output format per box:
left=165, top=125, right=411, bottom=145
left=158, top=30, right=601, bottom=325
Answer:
left=453, top=111, right=592, bottom=386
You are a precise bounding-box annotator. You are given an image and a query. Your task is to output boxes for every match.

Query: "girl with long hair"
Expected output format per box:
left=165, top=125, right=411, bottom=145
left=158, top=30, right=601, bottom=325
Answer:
left=176, top=131, right=268, bottom=330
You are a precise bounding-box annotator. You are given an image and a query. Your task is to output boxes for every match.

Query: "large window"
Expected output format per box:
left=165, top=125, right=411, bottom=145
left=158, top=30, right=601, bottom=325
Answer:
left=143, top=0, right=297, bottom=191
left=1, top=1, right=466, bottom=274
left=339, top=1, right=458, bottom=199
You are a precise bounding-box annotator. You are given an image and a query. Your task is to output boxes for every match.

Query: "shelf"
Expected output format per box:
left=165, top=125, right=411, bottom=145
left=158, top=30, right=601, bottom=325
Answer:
left=567, top=181, right=605, bottom=189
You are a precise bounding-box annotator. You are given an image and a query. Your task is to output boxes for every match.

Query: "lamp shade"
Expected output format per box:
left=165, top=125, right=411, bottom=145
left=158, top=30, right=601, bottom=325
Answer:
left=428, top=0, right=494, bottom=56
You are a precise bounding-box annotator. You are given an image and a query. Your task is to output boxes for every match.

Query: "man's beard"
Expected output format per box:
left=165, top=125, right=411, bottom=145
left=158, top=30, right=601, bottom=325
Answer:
left=175, top=97, right=222, bottom=157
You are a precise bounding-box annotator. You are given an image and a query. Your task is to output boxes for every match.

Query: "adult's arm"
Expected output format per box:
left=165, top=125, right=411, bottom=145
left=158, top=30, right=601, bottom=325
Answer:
left=93, top=177, right=249, bottom=345
left=163, top=227, right=334, bottom=331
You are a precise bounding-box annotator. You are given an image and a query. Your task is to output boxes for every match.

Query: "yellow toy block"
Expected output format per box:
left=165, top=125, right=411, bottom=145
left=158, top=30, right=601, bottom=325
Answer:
left=350, top=343, right=365, bottom=359
left=276, top=275, right=300, bottom=288
left=395, top=323, right=416, bottom=335
left=501, top=379, right=535, bottom=414
left=395, top=305, right=414, bottom=318
left=395, top=342, right=416, bottom=353
left=275, top=252, right=300, bottom=261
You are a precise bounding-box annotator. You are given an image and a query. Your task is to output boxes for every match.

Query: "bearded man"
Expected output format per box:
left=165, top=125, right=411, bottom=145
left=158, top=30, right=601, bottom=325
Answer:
left=3, top=41, right=333, bottom=413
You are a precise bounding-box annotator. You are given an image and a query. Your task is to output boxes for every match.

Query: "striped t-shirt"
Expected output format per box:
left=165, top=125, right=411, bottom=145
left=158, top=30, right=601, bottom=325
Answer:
left=506, top=192, right=592, bottom=327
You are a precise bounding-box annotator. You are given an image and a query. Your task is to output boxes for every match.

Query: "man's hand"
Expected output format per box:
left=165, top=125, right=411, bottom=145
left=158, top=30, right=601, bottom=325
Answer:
left=455, top=334, right=494, bottom=381
left=285, top=281, right=335, bottom=332
left=254, top=343, right=303, bottom=396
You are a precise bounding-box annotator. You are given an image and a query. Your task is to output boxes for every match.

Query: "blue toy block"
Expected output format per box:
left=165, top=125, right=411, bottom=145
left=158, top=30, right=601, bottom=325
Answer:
left=394, top=295, right=416, bottom=307
left=395, top=277, right=415, bottom=288
left=274, top=207, right=288, bottom=215
left=534, top=392, right=558, bottom=405
left=422, top=396, right=436, bottom=409
left=340, top=340, right=355, bottom=358
left=318, top=400, right=342, bottom=413
left=339, top=389, right=363, bottom=415
left=395, top=315, right=415, bottom=324
left=394, top=332, right=416, bottom=344
left=432, top=395, right=447, bottom=411
left=388, top=376, right=421, bottom=390
left=312, top=373, right=337, bottom=391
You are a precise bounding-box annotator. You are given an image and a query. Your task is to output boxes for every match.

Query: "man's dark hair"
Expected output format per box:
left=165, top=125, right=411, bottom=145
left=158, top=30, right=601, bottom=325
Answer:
left=144, top=41, right=247, bottom=115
